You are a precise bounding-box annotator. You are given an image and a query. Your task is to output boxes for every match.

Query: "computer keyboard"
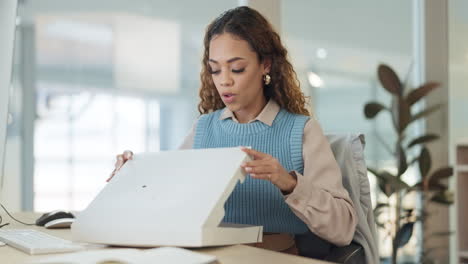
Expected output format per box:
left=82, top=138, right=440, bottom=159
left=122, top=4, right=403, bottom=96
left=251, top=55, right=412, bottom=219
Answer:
left=0, top=229, right=85, bottom=255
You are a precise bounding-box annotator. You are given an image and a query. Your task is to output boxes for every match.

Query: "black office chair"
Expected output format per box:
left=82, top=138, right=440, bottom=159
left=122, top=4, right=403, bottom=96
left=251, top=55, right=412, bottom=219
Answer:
left=324, top=242, right=365, bottom=264
left=295, top=230, right=365, bottom=264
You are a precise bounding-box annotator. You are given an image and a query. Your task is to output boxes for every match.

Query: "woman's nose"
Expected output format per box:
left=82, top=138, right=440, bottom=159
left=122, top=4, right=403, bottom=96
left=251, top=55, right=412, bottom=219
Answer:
left=220, top=71, right=233, bottom=86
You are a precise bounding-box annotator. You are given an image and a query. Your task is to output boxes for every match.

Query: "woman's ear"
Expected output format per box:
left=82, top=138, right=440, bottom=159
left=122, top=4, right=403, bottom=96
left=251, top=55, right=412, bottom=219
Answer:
left=262, top=58, right=272, bottom=74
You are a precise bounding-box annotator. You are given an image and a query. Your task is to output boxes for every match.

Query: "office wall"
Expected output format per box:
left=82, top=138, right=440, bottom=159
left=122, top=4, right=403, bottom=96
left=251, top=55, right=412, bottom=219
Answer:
left=449, top=0, right=468, bottom=148
left=449, top=0, right=468, bottom=263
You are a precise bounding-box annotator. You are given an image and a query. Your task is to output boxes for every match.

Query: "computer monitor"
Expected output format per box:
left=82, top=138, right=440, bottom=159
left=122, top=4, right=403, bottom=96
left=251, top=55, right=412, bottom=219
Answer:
left=0, top=0, right=18, bottom=190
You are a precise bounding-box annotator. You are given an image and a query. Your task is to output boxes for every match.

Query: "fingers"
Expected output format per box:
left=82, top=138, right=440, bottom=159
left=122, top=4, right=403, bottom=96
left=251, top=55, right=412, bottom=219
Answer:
left=250, top=173, right=272, bottom=181
left=240, top=147, right=268, bottom=160
left=241, top=156, right=277, bottom=173
left=241, top=158, right=272, bottom=168
left=106, top=173, right=115, bottom=182
left=107, top=161, right=120, bottom=182
left=245, top=166, right=274, bottom=181
left=243, top=164, right=272, bottom=175
left=239, top=148, right=293, bottom=191
left=115, top=155, right=124, bottom=169
left=116, top=150, right=133, bottom=168
left=123, top=150, right=133, bottom=160
left=241, top=160, right=275, bottom=181
left=107, top=150, right=134, bottom=182
left=239, top=152, right=285, bottom=184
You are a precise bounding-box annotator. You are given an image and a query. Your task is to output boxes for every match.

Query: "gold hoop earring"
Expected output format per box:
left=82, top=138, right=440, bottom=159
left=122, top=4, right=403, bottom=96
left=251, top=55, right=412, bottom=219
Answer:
left=263, top=74, right=271, bottom=85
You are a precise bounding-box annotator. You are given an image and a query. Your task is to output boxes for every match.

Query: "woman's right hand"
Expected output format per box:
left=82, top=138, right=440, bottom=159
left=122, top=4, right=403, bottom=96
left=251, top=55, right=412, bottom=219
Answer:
left=106, top=150, right=133, bottom=182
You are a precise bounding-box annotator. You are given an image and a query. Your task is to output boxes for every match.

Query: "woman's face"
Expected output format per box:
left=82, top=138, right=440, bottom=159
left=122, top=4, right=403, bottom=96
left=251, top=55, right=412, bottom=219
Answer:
left=208, top=33, right=269, bottom=119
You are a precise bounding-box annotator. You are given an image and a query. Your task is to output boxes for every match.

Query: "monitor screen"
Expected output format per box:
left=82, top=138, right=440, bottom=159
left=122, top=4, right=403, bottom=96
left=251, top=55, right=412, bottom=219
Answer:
left=0, top=0, right=18, bottom=190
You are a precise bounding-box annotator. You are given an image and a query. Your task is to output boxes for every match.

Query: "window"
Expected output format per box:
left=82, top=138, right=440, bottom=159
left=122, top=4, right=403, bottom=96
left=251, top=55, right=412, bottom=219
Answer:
left=34, top=93, right=157, bottom=211
left=12, top=0, right=237, bottom=211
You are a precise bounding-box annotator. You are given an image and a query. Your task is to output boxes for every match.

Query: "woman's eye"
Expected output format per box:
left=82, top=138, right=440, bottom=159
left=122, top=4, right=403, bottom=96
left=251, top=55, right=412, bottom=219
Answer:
left=209, top=69, right=220, bottom=75
left=232, top=68, right=245, bottom=73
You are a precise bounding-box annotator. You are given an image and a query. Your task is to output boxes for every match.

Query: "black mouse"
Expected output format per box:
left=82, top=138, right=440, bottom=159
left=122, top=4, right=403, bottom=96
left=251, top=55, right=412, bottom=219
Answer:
left=36, top=210, right=75, bottom=226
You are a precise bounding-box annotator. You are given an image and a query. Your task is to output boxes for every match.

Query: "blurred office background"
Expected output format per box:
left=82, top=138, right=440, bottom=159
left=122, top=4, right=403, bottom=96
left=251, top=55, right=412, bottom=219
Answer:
left=1, top=0, right=467, bottom=263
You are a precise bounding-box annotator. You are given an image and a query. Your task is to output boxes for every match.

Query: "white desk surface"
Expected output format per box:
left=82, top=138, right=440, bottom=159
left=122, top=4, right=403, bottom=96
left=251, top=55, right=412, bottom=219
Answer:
left=1, top=212, right=333, bottom=264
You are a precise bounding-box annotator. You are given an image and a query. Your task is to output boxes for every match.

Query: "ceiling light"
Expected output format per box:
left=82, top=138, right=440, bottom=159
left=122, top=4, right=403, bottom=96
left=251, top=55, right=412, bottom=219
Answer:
left=316, top=48, right=327, bottom=59
left=307, top=71, right=324, bottom=88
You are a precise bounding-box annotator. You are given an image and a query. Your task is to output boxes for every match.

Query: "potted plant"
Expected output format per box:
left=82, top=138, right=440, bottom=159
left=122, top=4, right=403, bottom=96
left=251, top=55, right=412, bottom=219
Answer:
left=364, top=64, right=453, bottom=264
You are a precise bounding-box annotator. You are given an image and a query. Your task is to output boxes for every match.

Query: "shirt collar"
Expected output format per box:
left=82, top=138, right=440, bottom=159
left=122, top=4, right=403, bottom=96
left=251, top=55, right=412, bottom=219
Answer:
left=219, top=99, right=280, bottom=126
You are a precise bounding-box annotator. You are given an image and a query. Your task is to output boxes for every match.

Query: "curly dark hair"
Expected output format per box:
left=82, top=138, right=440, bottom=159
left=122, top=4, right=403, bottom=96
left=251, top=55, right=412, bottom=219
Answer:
left=198, top=6, right=310, bottom=116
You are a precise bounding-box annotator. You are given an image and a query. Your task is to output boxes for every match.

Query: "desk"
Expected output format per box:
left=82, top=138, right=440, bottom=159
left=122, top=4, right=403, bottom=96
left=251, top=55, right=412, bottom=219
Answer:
left=1, top=212, right=333, bottom=264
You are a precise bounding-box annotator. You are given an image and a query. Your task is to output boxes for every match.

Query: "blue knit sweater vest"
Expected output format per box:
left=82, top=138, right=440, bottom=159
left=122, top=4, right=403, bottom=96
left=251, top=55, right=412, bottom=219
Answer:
left=193, top=108, right=310, bottom=234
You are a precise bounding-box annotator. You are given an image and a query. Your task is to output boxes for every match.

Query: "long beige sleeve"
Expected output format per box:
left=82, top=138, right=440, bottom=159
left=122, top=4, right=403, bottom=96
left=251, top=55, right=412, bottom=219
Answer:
left=285, top=118, right=357, bottom=246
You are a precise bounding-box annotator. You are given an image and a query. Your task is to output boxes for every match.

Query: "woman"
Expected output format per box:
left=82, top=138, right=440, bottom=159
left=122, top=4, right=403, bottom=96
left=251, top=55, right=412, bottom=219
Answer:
left=110, top=6, right=357, bottom=258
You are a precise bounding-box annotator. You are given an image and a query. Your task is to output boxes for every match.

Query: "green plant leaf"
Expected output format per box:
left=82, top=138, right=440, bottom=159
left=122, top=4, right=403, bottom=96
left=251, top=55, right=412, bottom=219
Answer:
left=398, top=145, right=408, bottom=177
left=378, top=64, right=402, bottom=95
left=375, top=170, right=410, bottom=197
left=406, top=82, right=440, bottom=106
left=394, top=222, right=415, bottom=248
left=374, top=203, right=389, bottom=219
left=375, top=202, right=390, bottom=210
left=404, top=208, right=414, bottom=215
left=364, top=102, right=387, bottom=119
left=369, top=168, right=410, bottom=196
left=429, top=167, right=453, bottom=182
left=419, top=147, right=432, bottom=178
left=407, top=134, right=440, bottom=148
left=398, top=97, right=411, bottom=133
left=420, top=179, right=446, bottom=191
left=408, top=182, right=445, bottom=193
left=387, top=176, right=410, bottom=196
left=410, top=103, right=443, bottom=124
left=428, top=167, right=453, bottom=190
left=375, top=220, right=386, bottom=229
left=408, top=156, right=419, bottom=166
left=367, top=167, right=380, bottom=177
left=375, top=173, right=392, bottom=197
left=428, top=182, right=448, bottom=191
left=391, top=96, right=411, bottom=133
left=431, top=190, right=454, bottom=205
left=402, top=208, right=414, bottom=221
left=374, top=203, right=389, bottom=215
left=408, top=182, right=422, bottom=192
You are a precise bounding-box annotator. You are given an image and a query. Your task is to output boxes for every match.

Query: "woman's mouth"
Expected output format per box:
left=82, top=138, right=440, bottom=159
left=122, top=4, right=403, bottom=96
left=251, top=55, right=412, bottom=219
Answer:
left=222, top=93, right=236, bottom=104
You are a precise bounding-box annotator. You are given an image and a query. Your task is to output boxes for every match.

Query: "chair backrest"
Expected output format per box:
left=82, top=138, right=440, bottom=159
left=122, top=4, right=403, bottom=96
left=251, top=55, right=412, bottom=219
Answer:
left=326, top=134, right=379, bottom=264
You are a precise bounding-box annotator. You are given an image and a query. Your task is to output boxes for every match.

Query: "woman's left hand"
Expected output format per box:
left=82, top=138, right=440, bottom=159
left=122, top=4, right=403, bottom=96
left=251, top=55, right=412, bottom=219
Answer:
left=240, top=147, right=297, bottom=193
